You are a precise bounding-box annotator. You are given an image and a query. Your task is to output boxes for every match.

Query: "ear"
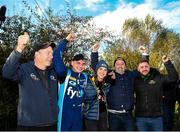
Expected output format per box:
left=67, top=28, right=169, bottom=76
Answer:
left=71, top=61, right=74, bottom=66
left=137, top=65, right=140, bottom=72
left=34, top=51, right=39, bottom=57
left=35, top=51, right=39, bottom=54
left=34, top=51, right=37, bottom=56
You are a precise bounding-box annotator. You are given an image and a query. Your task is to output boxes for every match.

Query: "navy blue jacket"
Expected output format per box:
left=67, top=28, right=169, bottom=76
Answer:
left=107, top=70, right=137, bottom=112
left=2, top=50, right=58, bottom=126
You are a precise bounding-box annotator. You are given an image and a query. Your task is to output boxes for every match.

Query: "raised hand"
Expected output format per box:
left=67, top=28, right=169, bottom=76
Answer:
left=92, top=42, right=100, bottom=52
left=108, top=71, right=116, bottom=79
left=16, top=32, right=29, bottom=53
left=66, top=33, right=75, bottom=43
left=139, top=45, right=148, bottom=55
left=162, top=55, right=170, bottom=63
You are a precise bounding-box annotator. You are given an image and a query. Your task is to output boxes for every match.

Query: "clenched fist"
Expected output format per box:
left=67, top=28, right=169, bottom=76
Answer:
left=66, top=33, right=75, bottom=43
left=162, top=55, right=170, bottom=63
left=16, top=32, right=29, bottom=53
left=91, top=42, right=100, bottom=52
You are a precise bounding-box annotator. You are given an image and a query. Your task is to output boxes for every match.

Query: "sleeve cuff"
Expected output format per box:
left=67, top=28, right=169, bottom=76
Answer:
left=14, top=50, right=22, bottom=57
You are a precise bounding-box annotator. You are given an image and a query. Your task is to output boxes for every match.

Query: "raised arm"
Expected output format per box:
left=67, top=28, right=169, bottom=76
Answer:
left=53, top=33, right=75, bottom=79
left=162, top=55, right=178, bottom=82
left=2, top=32, right=29, bottom=81
left=90, top=42, right=100, bottom=71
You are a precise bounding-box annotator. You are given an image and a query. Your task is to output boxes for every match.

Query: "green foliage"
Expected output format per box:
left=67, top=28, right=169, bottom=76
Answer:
left=1, top=1, right=114, bottom=64
left=113, top=14, right=180, bottom=75
left=0, top=45, right=18, bottom=130
left=123, top=14, right=163, bottom=51
left=0, top=2, right=180, bottom=130
left=151, top=30, right=180, bottom=73
left=0, top=2, right=116, bottom=130
left=104, top=38, right=140, bottom=70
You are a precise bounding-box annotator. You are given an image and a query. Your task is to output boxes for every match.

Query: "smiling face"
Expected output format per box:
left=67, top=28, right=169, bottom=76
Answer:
left=96, top=67, right=108, bottom=82
left=71, top=60, right=86, bottom=73
left=114, top=59, right=126, bottom=74
left=138, top=62, right=150, bottom=76
left=34, top=46, right=53, bottom=69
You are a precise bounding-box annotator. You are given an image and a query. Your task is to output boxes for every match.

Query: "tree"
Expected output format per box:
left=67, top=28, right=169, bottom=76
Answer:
left=103, top=37, right=140, bottom=70
left=0, top=2, right=116, bottom=130
left=151, top=29, right=180, bottom=72
left=104, top=15, right=180, bottom=75
left=122, top=14, right=163, bottom=52
left=122, top=15, right=180, bottom=73
left=21, top=0, right=114, bottom=63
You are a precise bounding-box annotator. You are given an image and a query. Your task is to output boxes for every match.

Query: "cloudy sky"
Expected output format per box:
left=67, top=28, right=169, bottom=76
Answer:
left=1, top=0, right=180, bottom=34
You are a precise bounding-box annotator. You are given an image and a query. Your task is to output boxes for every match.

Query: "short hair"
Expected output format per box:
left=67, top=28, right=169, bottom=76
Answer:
left=33, top=42, right=56, bottom=53
left=72, top=54, right=85, bottom=61
left=114, top=57, right=126, bottom=66
left=138, top=59, right=149, bottom=64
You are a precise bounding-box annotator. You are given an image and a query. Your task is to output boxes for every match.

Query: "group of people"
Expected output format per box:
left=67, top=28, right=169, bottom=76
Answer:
left=2, top=32, right=179, bottom=131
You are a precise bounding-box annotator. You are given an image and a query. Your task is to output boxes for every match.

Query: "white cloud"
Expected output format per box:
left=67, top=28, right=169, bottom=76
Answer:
left=92, top=2, right=152, bottom=34
left=75, top=0, right=104, bottom=11
left=165, top=1, right=180, bottom=9
left=92, top=1, right=180, bottom=34
left=84, top=0, right=104, bottom=8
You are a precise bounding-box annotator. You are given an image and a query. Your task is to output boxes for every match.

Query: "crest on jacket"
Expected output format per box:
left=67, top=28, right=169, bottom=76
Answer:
left=148, top=79, right=156, bottom=85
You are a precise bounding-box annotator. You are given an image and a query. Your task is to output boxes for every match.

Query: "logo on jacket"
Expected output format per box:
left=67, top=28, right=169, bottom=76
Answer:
left=50, top=75, right=56, bottom=81
left=66, top=76, right=86, bottom=99
left=67, top=87, right=84, bottom=99
left=148, top=80, right=156, bottom=85
left=79, top=79, right=87, bottom=88
left=69, top=77, right=76, bottom=81
left=30, top=73, right=39, bottom=80
left=69, top=80, right=77, bottom=86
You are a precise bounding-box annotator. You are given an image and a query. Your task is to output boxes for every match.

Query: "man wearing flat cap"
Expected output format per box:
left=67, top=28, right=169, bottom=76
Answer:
left=2, top=32, right=58, bottom=131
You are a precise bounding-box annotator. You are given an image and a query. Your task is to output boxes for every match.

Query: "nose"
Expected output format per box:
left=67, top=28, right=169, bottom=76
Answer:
left=79, top=64, right=84, bottom=69
left=49, top=53, right=53, bottom=60
left=142, top=67, right=147, bottom=71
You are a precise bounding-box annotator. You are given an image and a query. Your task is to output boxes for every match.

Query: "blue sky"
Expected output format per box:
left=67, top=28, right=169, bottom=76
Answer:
left=1, top=0, right=180, bottom=33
